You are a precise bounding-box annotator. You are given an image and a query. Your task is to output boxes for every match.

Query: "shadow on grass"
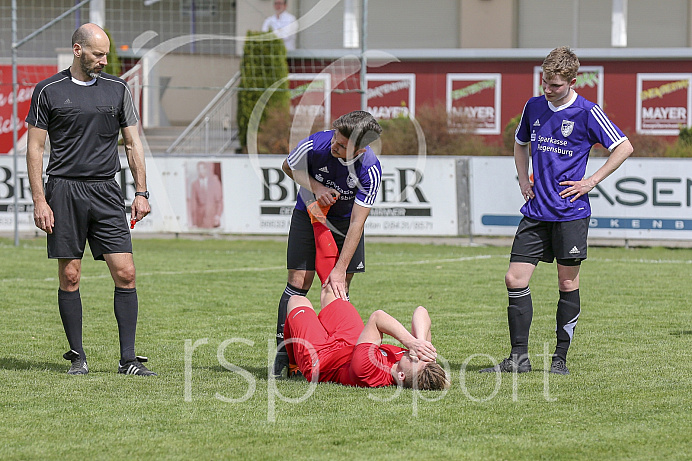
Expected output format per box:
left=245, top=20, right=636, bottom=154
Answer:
left=0, top=357, right=64, bottom=372
left=206, top=362, right=514, bottom=379
left=670, top=330, right=692, bottom=336
left=459, top=363, right=492, bottom=372
left=209, top=365, right=272, bottom=380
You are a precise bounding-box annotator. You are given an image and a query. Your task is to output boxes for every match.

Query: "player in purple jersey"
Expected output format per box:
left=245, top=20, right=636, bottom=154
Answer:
left=481, top=47, right=633, bottom=375
left=272, top=110, right=383, bottom=378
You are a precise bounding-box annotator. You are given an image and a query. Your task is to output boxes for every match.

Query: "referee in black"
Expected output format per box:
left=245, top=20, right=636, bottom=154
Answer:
left=26, top=23, right=155, bottom=376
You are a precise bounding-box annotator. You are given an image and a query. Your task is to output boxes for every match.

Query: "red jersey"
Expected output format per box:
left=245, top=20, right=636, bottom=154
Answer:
left=347, top=343, right=408, bottom=387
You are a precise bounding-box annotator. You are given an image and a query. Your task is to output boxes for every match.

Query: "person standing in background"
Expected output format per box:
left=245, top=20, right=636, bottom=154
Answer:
left=261, top=0, right=298, bottom=50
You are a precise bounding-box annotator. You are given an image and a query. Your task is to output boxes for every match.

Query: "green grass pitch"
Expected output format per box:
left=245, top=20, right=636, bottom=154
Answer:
left=1, top=236, right=691, bottom=460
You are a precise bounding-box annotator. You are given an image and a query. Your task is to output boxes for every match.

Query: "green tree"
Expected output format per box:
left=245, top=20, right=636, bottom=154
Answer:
left=103, top=29, right=122, bottom=76
left=237, top=31, right=290, bottom=152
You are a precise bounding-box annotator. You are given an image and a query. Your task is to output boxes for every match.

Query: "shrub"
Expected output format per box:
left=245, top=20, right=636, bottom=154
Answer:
left=103, top=29, right=121, bottom=76
left=664, top=125, right=692, bottom=157
left=502, top=114, right=522, bottom=154
left=237, top=31, right=290, bottom=152
left=587, top=129, right=671, bottom=157
left=378, top=104, right=498, bottom=156
left=255, top=108, right=324, bottom=155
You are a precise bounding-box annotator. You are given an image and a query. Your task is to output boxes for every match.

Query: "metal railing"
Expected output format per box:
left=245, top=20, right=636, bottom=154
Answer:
left=166, top=71, right=241, bottom=155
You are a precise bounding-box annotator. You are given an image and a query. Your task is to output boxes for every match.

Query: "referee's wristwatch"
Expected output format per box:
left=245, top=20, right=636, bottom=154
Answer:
left=135, top=191, right=150, bottom=199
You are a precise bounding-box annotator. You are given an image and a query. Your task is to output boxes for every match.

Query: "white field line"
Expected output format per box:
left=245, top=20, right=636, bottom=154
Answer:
left=1, top=255, right=500, bottom=283
left=3, top=254, right=692, bottom=284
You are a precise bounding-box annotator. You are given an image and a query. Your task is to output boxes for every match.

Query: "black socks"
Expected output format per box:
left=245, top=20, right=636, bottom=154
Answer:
left=507, top=286, right=533, bottom=359
left=554, top=289, right=580, bottom=362
left=114, top=287, right=138, bottom=363
left=276, top=283, right=309, bottom=353
left=58, top=288, right=84, bottom=359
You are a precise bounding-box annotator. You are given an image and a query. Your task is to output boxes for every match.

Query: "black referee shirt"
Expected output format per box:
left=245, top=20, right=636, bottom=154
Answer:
left=25, top=68, right=139, bottom=179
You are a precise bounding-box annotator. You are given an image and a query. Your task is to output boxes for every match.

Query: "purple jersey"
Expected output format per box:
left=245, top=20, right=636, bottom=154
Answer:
left=515, top=93, right=628, bottom=222
left=286, top=130, right=382, bottom=219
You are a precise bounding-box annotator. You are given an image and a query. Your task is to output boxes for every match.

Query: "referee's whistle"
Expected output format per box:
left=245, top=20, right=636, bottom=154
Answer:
left=130, top=218, right=136, bottom=229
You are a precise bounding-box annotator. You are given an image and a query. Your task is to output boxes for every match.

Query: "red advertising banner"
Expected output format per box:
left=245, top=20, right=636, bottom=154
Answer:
left=446, top=73, right=501, bottom=134
left=0, top=65, right=56, bottom=154
left=289, top=73, right=331, bottom=123
left=637, top=73, right=692, bottom=135
left=366, top=73, right=415, bottom=119
left=533, top=66, right=604, bottom=107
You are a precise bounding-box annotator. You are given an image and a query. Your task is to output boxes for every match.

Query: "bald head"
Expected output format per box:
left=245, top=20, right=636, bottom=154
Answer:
left=71, top=23, right=110, bottom=81
left=72, top=23, right=109, bottom=48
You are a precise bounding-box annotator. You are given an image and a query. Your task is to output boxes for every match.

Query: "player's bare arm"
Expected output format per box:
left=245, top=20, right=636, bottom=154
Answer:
left=26, top=124, right=53, bottom=234
left=513, top=141, right=534, bottom=201
left=357, top=310, right=437, bottom=362
left=411, top=306, right=432, bottom=343
left=281, top=159, right=340, bottom=206
left=559, top=139, right=634, bottom=202
left=323, top=203, right=370, bottom=299
left=121, top=125, right=150, bottom=222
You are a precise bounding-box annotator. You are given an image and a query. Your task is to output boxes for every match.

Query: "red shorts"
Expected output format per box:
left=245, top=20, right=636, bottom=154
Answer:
left=284, top=298, right=363, bottom=383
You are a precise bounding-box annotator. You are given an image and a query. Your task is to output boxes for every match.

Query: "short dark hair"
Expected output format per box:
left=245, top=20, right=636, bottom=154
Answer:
left=332, top=110, right=382, bottom=150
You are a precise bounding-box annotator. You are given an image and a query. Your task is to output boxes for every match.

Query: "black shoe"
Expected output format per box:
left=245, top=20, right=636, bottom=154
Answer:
left=287, top=363, right=303, bottom=380
left=271, top=351, right=289, bottom=379
left=479, top=356, right=532, bottom=373
left=63, top=350, right=88, bottom=375
left=550, top=359, right=570, bottom=375
left=118, top=356, right=157, bottom=376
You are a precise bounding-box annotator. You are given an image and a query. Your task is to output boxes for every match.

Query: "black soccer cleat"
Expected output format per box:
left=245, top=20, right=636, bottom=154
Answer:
left=271, top=351, right=289, bottom=379
left=550, top=358, right=570, bottom=375
left=63, top=349, right=88, bottom=375
left=479, top=356, right=532, bottom=373
left=287, top=363, right=303, bottom=380
left=118, top=356, right=157, bottom=376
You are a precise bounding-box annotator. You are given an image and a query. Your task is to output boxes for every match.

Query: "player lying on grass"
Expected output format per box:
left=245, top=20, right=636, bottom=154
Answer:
left=281, top=204, right=449, bottom=390
left=283, top=285, right=449, bottom=390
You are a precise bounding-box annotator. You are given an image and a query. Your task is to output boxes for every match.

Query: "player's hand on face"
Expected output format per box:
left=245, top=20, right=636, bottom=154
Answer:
left=408, top=339, right=437, bottom=362
left=323, top=268, right=347, bottom=300
left=33, top=201, right=54, bottom=234
left=559, top=178, right=596, bottom=202
left=130, top=195, right=151, bottom=223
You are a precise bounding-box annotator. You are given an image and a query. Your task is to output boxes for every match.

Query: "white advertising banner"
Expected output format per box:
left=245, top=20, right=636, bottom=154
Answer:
left=0, top=155, right=457, bottom=236
left=5, top=155, right=691, bottom=240
left=226, top=155, right=458, bottom=236
left=470, top=156, right=692, bottom=240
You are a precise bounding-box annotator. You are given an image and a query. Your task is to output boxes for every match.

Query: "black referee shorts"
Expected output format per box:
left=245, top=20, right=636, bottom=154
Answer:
left=286, top=208, right=365, bottom=273
left=510, top=216, right=589, bottom=266
left=45, top=176, right=132, bottom=260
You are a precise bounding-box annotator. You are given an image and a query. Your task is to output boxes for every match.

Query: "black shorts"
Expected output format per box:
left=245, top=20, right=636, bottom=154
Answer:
left=286, top=209, right=365, bottom=273
left=45, top=177, right=132, bottom=260
left=510, top=216, right=589, bottom=266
